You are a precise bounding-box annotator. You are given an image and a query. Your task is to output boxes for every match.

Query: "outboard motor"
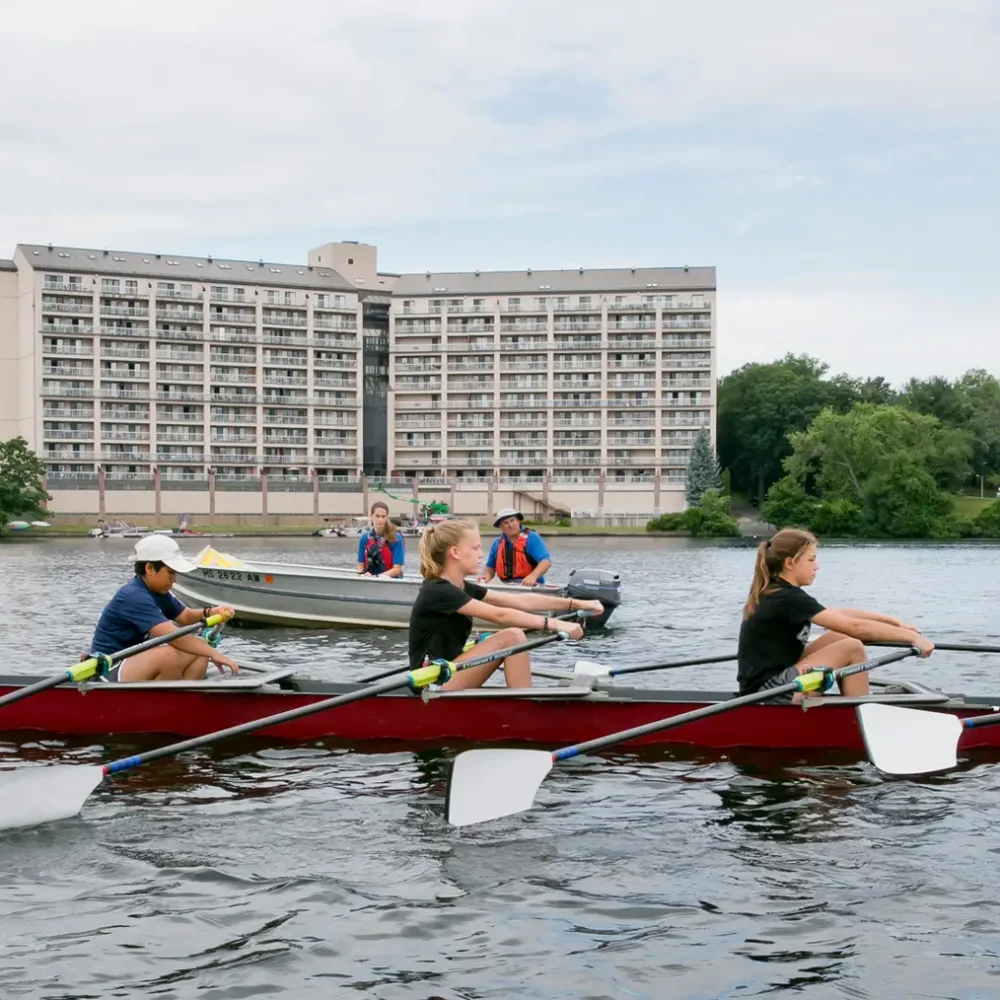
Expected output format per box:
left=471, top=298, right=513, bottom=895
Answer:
left=564, top=568, right=622, bottom=629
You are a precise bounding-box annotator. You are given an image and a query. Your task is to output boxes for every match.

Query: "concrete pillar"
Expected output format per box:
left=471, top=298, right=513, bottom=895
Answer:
left=487, top=475, right=494, bottom=516
left=449, top=476, right=456, bottom=514
left=654, top=468, right=661, bottom=514
left=153, top=467, right=162, bottom=522
left=97, top=466, right=106, bottom=517
left=598, top=470, right=605, bottom=512
left=362, top=474, right=369, bottom=513
left=208, top=468, right=216, bottom=523
left=312, top=467, right=319, bottom=516
left=261, top=469, right=268, bottom=516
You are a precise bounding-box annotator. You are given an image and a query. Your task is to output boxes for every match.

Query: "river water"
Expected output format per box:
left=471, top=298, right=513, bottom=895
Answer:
left=1, top=536, right=999, bottom=999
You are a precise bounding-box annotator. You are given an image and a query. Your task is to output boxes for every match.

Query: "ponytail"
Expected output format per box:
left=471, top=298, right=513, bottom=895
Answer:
left=418, top=518, right=478, bottom=579
left=742, top=528, right=817, bottom=619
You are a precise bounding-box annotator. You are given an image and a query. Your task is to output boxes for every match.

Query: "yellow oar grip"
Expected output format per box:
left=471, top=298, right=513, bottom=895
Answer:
left=68, top=658, right=99, bottom=683
left=205, top=613, right=225, bottom=626
left=796, top=669, right=830, bottom=694
left=406, top=663, right=448, bottom=691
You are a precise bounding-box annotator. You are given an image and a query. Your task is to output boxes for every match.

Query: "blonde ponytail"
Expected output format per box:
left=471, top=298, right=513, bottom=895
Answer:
left=418, top=519, right=478, bottom=579
left=742, top=528, right=817, bottom=619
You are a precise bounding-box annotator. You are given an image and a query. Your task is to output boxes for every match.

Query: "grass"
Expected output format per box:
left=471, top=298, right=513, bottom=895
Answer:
left=953, top=495, right=995, bottom=519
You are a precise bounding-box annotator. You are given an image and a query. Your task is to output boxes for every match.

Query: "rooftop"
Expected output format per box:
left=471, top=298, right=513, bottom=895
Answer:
left=16, top=244, right=356, bottom=292
left=393, top=265, right=716, bottom=297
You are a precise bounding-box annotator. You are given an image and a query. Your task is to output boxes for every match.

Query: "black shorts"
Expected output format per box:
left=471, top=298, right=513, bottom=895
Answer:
left=752, top=665, right=801, bottom=703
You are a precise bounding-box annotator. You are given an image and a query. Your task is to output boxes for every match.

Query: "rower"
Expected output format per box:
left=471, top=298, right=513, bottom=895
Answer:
left=356, top=501, right=405, bottom=578
left=480, top=507, right=551, bottom=587
left=410, top=519, right=602, bottom=690
left=90, top=535, right=238, bottom=682
left=737, top=528, right=934, bottom=701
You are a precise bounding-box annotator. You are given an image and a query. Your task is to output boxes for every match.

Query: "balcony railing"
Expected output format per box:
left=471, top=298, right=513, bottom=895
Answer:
left=40, top=323, right=94, bottom=335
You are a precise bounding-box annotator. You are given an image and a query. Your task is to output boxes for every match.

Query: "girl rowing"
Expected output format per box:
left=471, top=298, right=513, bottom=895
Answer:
left=410, top=519, right=603, bottom=690
left=738, top=528, right=934, bottom=699
left=356, top=501, right=405, bottom=578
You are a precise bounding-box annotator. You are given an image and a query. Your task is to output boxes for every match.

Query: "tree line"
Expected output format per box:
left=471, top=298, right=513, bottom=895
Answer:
left=717, top=355, right=1000, bottom=539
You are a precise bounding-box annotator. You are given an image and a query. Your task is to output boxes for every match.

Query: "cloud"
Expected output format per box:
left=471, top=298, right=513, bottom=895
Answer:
left=721, top=281, right=1000, bottom=382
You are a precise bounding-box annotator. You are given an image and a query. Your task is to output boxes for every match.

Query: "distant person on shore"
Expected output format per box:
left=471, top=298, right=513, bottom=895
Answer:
left=737, top=528, right=934, bottom=701
left=91, top=535, right=237, bottom=682
left=409, top=519, right=600, bottom=689
left=480, top=508, right=551, bottom=587
left=356, top=501, right=405, bottom=578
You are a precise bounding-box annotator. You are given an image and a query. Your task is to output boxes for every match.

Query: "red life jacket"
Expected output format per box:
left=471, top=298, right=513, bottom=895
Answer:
left=363, top=533, right=394, bottom=574
left=497, top=531, right=538, bottom=582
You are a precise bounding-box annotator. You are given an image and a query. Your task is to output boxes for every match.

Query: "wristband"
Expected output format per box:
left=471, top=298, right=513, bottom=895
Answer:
left=542, top=616, right=549, bottom=631
left=202, top=606, right=213, bottom=622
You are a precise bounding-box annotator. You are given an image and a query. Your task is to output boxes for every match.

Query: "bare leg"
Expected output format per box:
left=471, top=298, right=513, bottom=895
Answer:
left=796, top=633, right=868, bottom=696
left=442, top=628, right=533, bottom=691
left=120, top=645, right=211, bottom=682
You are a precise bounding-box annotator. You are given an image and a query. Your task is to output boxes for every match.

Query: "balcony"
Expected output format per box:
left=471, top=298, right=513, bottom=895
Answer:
left=101, top=325, right=150, bottom=338
left=261, top=333, right=309, bottom=348
left=663, top=336, right=712, bottom=349
left=499, top=322, right=547, bottom=333
left=43, top=408, right=93, bottom=419
left=213, top=370, right=257, bottom=385
left=210, top=351, right=257, bottom=364
left=210, top=330, right=257, bottom=344
left=261, top=313, right=306, bottom=328
left=101, top=449, right=152, bottom=462
left=157, top=431, right=204, bottom=443
left=45, top=448, right=97, bottom=461
left=608, top=435, right=656, bottom=446
left=156, top=288, right=201, bottom=300
left=554, top=359, right=600, bottom=371
left=211, top=310, right=257, bottom=325
left=553, top=416, right=600, bottom=427
left=40, top=323, right=95, bottom=335
left=396, top=362, right=442, bottom=374
left=663, top=379, right=713, bottom=391
left=313, top=317, right=357, bottom=332
left=610, top=358, right=655, bottom=369
left=501, top=417, right=547, bottom=428
left=99, top=367, right=149, bottom=381
left=100, top=387, right=150, bottom=400
left=263, top=412, right=307, bottom=425
left=314, top=414, right=357, bottom=427
left=314, top=450, right=356, bottom=464
left=157, top=349, right=204, bottom=362
left=211, top=390, right=257, bottom=404
left=43, top=427, right=94, bottom=440
left=447, top=435, right=493, bottom=448
left=552, top=338, right=601, bottom=351
left=263, top=373, right=308, bottom=387
left=156, top=390, right=203, bottom=402
left=263, top=352, right=308, bottom=367
left=102, top=346, right=150, bottom=359
left=102, top=305, right=150, bottom=318
left=43, top=282, right=91, bottom=295
left=103, top=430, right=151, bottom=441
left=313, top=336, right=358, bottom=351
left=448, top=380, right=495, bottom=392
left=211, top=411, right=256, bottom=424
left=211, top=433, right=256, bottom=443
left=609, top=377, right=656, bottom=389
left=395, top=380, right=441, bottom=393
left=313, top=356, right=357, bottom=371
left=100, top=286, right=143, bottom=299
left=43, top=365, right=92, bottom=378
left=41, top=301, right=93, bottom=315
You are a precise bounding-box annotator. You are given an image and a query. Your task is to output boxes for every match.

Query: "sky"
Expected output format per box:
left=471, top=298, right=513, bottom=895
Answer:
left=1, top=0, right=998, bottom=383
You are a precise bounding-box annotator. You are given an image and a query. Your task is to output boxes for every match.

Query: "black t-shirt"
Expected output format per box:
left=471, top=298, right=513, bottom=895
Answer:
left=408, top=578, right=488, bottom=670
left=737, top=580, right=825, bottom=693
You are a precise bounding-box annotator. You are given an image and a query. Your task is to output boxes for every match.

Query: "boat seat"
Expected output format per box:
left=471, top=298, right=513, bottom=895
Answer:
left=421, top=672, right=600, bottom=701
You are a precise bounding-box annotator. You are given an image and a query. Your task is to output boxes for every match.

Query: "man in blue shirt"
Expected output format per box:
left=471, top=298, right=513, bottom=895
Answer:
left=481, top=508, right=552, bottom=586
left=91, top=534, right=237, bottom=682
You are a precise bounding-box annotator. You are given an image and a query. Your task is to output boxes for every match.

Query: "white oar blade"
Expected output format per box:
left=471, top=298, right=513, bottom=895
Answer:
left=446, top=749, right=553, bottom=827
left=0, top=765, right=105, bottom=832
left=857, top=704, right=963, bottom=775
left=573, top=659, right=611, bottom=677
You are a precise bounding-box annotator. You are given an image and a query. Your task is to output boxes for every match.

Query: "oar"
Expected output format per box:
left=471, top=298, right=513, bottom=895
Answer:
left=359, top=611, right=588, bottom=684
left=445, top=647, right=919, bottom=826
left=857, top=703, right=1000, bottom=775
left=0, top=614, right=227, bottom=710
left=0, top=633, right=574, bottom=833
left=574, top=641, right=1000, bottom=680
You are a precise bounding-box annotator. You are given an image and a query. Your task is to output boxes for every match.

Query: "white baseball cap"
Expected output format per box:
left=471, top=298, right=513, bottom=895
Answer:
left=132, top=534, right=196, bottom=573
left=493, top=507, right=524, bottom=528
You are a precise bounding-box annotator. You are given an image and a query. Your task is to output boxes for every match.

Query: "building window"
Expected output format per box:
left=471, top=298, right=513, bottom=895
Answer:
left=284, top=291, right=294, bottom=305
left=507, top=297, right=520, bottom=312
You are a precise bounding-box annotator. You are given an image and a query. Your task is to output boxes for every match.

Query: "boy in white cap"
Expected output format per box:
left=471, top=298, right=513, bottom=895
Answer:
left=90, top=535, right=237, bottom=682
left=481, top=508, right=552, bottom=586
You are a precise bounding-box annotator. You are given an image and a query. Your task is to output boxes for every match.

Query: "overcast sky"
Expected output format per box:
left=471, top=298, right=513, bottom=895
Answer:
left=1, top=0, right=997, bottom=383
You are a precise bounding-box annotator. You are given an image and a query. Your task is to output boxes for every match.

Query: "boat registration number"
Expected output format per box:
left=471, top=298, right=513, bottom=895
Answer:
left=201, top=569, right=262, bottom=583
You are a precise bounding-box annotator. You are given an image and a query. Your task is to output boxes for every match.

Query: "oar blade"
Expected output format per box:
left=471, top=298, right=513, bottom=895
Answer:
left=857, top=704, right=963, bottom=775
left=445, top=749, right=553, bottom=827
left=0, top=765, right=105, bottom=832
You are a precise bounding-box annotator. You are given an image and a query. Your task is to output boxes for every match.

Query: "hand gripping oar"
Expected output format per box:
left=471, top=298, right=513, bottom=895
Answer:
left=0, top=614, right=227, bottom=710
left=857, top=703, right=1000, bottom=775
left=359, top=611, right=588, bottom=684
left=0, top=633, right=575, bottom=833
left=445, top=647, right=919, bottom=826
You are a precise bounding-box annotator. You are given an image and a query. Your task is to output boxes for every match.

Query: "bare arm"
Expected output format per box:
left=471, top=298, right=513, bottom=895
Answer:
left=457, top=597, right=569, bottom=634
left=379, top=565, right=403, bottom=579
left=480, top=566, right=496, bottom=582
left=812, top=609, right=929, bottom=648
left=830, top=607, right=911, bottom=627
left=483, top=589, right=572, bottom=612
left=148, top=621, right=237, bottom=664
left=521, top=558, right=552, bottom=587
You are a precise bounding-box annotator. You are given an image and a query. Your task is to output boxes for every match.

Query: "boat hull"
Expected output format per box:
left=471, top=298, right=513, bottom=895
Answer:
left=171, top=560, right=616, bottom=630
left=2, top=677, right=1000, bottom=754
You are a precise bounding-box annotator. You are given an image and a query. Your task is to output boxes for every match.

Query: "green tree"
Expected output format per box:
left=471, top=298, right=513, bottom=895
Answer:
left=685, top=428, right=722, bottom=506
left=647, top=490, right=739, bottom=536
left=778, top=404, right=963, bottom=538
left=717, top=354, right=876, bottom=506
left=0, top=437, right=50, bottom=532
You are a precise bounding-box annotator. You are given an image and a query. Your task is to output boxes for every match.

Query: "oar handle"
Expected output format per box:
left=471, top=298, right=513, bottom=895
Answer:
left=552, top=648, right=919, bottom=760
left=961, top=711, right=1000, bottom=731
left=0, top=614, right=227, bottom=711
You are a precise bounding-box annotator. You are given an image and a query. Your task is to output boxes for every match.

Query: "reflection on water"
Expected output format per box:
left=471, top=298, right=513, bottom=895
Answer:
left=1, top=536, right=1000, bottom=997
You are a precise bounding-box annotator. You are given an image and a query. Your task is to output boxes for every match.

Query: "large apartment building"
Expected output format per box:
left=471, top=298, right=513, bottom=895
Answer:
left=0, top=241, right=716, bottom=521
